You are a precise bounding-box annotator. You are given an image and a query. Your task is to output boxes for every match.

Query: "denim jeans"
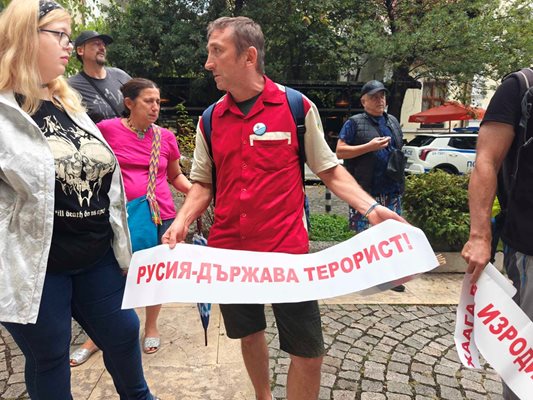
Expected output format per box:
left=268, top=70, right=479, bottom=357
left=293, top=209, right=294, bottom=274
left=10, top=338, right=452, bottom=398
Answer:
left=2, top=248, right=153, bottom=400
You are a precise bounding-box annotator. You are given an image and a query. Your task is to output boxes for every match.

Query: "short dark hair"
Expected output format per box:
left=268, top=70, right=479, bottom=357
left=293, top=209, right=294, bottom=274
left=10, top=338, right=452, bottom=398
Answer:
left=120, top=78, right=159, bottom=117
left=207, top=16, right=265, bottom=74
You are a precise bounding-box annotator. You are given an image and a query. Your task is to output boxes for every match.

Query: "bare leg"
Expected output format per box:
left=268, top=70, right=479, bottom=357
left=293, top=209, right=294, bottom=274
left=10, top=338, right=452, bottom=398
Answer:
left=286, top=354, right=322, bottom=400
left=143, top=304, right=162, bottom=353
left=240, top=331, right=272, bottom=400
left=144, top=304, right=161, bottom=337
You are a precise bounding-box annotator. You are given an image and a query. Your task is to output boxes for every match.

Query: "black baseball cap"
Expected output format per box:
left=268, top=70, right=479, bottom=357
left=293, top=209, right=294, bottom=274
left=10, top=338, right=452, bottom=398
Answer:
left=74, top=30, right=113, bottom=48
left=361, top=80, right=389, bottom=96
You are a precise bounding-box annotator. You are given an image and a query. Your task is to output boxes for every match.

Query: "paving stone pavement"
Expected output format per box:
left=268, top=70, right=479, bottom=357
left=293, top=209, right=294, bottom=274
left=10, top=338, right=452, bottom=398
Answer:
left=267, top=305, right=502, bottom=400
left=0, top=303, right=503, bottom=400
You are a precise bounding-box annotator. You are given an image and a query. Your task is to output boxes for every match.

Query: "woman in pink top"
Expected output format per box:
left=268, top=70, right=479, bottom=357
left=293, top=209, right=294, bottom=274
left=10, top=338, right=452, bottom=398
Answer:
left=70, top=78, right=191, bottom=364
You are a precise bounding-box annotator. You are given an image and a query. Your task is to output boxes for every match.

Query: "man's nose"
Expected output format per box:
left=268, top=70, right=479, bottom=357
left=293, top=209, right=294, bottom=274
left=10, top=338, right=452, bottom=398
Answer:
left=205, top=55, right=214, bottom=71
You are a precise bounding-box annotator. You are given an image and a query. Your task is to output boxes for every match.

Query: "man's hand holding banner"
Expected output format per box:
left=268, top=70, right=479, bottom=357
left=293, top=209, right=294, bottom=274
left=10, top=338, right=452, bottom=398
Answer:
left=455, top=263, right=533, bottom=399
left=122, top=220, right=438, bottom=308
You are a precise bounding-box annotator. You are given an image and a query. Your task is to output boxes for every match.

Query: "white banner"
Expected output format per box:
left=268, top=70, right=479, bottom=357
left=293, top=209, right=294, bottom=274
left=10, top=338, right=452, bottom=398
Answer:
left=455, top=264, right=533, bottom=400
left=122, top=220, right=438, bottom=308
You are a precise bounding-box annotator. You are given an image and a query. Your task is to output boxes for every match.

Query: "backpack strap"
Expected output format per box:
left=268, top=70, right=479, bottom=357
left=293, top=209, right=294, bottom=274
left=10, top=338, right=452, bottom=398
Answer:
left=285, top=86, right=306, bottom=188
left=201, top=103, right=217, bottom=205
left=285, top=86, right=312, bottom=228
left=503, top=67, right=533, bottom=144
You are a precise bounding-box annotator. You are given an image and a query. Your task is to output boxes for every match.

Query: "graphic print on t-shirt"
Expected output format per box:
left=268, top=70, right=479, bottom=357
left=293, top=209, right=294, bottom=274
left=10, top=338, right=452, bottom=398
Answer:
left=32, top=101, right=116, bottom=272
left=90, top=87, right=122, bottom=119
left=40, top=114, right=115, bottom=208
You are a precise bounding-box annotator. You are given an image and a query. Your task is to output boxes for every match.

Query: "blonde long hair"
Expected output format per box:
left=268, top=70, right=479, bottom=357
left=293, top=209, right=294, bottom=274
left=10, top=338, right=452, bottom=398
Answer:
left=0, top=0, right=84, bottom=115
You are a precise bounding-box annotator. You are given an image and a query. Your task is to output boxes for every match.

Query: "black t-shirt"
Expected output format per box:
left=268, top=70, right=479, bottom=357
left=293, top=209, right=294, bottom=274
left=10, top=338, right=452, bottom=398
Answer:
left=32, top=101, right=116, bottom=272
left=482, top=76, right=533, bottom=254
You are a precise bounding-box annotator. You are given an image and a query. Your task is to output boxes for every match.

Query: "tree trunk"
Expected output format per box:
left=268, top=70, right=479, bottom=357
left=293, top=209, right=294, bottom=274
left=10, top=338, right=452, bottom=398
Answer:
left=387, top=66, right=421, bottom=120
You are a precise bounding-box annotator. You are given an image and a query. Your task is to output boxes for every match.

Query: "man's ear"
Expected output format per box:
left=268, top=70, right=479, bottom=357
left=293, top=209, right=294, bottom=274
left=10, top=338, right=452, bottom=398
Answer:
left=245, top=46, right=258, bottom=68
left=76, top=45, right=84, bottom=58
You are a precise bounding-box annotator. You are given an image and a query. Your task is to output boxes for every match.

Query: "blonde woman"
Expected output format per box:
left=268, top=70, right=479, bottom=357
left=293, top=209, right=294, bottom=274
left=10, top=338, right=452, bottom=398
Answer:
left=0, top=1, right=159, bottom=398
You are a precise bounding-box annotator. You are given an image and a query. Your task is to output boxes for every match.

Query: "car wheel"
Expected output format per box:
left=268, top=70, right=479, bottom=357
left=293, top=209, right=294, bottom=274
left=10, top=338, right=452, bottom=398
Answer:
left=435, top=165, right=459, bottom=174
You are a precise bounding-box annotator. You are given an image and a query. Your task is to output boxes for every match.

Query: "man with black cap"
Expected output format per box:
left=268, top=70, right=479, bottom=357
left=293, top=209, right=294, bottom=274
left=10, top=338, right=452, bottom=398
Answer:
left=336, top=80, right=406, bottom=292
left=69, top=30, right=131, bottom=123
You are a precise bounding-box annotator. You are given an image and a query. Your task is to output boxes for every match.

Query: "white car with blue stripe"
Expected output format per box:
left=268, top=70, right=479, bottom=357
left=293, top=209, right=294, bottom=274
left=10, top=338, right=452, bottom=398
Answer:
left=403, top=133, right=477, bottom=174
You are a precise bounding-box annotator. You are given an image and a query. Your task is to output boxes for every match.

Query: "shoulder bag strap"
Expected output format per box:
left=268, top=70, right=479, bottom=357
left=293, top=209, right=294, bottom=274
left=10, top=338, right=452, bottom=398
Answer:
left=80, top=71, right=122, bottom=117
left=146, top=125, right=162, bottom=225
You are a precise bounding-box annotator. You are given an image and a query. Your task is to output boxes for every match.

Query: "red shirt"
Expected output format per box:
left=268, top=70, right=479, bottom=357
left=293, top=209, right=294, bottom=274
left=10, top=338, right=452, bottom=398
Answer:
left=202, top=78, right=312, bottom=254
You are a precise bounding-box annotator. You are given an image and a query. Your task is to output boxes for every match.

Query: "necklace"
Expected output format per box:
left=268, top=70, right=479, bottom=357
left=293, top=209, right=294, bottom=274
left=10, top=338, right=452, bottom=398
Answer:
left=126, top=117, right=150, bottom=140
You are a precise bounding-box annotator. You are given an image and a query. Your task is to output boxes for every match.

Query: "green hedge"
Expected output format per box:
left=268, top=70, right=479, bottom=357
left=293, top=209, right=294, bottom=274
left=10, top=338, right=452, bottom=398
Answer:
left=403, top=170, right=470, bottom=251
left=309, top=171, right=470, bottom=250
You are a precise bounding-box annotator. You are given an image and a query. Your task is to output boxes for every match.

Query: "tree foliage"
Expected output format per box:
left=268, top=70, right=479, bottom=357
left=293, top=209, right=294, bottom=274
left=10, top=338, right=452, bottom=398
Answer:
left=341, top=0, right=533, bottom=117
left=225, top=0, right=533, bottom=117
left=102, top=0, right=210, bottom=78
left=57, top=0, right=533, bottom=120
left=231, top=0, right=365, bottom=81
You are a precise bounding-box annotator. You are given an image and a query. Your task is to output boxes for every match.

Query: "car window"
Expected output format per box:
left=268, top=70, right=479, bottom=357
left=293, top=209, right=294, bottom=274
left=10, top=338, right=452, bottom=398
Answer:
left=407, top=135, right=435, bottom=147
left=449, top=137, right=477, bottom=150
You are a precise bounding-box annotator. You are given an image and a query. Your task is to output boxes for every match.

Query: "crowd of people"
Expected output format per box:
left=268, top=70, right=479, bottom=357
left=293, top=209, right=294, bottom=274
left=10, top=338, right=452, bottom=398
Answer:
left=0, top=1, right=530, bottom=400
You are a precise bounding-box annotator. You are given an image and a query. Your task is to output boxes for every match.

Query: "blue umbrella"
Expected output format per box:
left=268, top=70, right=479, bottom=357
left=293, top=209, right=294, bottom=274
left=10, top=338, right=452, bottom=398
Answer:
left=193, top=219, right=211, bottom=346
left=196, top=302, right=211, bottom=346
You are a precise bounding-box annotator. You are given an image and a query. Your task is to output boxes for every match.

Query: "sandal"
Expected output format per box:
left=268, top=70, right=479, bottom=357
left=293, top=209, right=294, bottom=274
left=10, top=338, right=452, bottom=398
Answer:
left=70, top=347, right=99, bottom=367
left=143, top=337, right=161, bottom=354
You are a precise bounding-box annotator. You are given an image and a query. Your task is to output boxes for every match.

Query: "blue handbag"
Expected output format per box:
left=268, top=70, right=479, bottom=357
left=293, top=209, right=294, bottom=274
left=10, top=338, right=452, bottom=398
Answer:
left=127, top=195, right=158, bottom=252
left=126, top=125, right=162, bottom=253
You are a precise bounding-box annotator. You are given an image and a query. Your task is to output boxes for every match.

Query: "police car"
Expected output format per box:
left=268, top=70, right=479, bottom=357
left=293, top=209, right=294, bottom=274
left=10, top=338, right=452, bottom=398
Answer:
left=403, top=133, right=477, bottom=174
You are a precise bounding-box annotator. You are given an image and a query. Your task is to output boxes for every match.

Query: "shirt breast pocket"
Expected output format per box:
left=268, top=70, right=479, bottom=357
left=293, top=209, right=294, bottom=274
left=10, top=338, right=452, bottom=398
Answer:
left=250, top=132, right=294, bottom=171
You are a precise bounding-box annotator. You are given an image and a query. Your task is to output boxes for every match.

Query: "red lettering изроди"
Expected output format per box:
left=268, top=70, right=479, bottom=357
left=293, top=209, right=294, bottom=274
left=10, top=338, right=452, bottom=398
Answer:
left=478, top=304, right=499, bottom=325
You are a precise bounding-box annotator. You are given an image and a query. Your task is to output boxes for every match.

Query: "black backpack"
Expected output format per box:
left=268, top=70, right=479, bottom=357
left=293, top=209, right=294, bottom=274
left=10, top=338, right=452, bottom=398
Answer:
left=201, top=86, right=311, bottom=227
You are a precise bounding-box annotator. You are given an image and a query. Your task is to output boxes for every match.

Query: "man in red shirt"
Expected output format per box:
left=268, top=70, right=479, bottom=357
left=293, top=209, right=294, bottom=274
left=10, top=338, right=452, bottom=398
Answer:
left=164, top=16, right=404, bottom=400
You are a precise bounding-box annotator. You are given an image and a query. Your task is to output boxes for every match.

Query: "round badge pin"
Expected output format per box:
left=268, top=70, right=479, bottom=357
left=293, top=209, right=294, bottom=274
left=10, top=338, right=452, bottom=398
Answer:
left=253, top=122, right=267, bottom=136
